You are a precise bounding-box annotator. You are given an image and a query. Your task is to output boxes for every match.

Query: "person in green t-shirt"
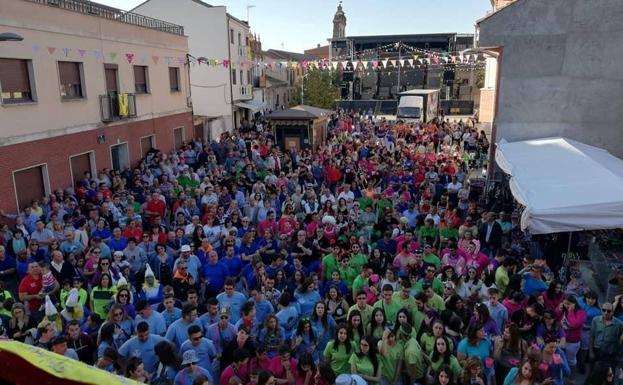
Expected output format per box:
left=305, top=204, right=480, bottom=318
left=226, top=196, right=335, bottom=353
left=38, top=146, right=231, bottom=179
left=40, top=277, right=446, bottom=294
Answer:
left=90, top=274, right=116, bottom=319
left=378, top=329, right=404, bottom=384
left=420, top=320, right=454, bottom=354
left=429, top=336, right=462, bottom=378
left=323, top=325, right=356, bottom=376
left=349, top=335, right=382, bottom=384
left=322, top=245, right=341, bottom=281
left=422, top=244, right=441, bottom=270
left=348, top=292, right=374, bottom=328
left=417, top=218, right=439, bottom=247
left=351, top=265, right=372, bottom=302
left=403, top=331, right=426, bottom=383
left=415, top=266, right=445, bottom=296
left=391, top=282, right=417, bottom=313
left=373, top=285, right=401, bottom=328
left=349, top=243, right=368, bottom=272
left=338, top=256, right=358, bottom=289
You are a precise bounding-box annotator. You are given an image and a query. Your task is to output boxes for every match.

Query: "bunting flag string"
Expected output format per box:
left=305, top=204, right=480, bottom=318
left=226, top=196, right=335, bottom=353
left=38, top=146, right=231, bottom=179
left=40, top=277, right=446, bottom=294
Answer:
left=23, top=40, right=487, bottom=74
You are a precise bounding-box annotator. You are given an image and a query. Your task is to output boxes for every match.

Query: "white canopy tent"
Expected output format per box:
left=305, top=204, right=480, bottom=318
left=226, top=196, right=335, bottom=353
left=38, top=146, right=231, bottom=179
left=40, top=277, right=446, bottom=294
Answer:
left=495, top=137, right=623, bottom=235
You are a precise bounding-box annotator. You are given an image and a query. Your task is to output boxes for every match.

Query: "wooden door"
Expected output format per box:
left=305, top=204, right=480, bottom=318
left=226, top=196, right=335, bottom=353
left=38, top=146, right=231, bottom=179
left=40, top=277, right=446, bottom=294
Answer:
left=14, top=166, right=45, bottom=210
left=70, top=153, right=92, bottom=186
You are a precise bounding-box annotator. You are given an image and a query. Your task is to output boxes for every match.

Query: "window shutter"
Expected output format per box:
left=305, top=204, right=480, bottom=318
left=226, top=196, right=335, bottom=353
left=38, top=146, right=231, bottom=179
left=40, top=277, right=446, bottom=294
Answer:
left=0, top=58, right=30, bottom=92
left=105, top=68, right=117, bottom=92
left=134, top=66, right=146, bottom=84
left=169, top=67, right=179, bottom=90
left=59, top=62, right=80, bottom=84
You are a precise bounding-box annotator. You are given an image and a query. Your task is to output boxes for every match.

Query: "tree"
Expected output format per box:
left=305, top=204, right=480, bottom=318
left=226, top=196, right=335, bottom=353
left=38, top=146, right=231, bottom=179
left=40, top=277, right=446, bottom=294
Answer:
left=298, top=68, right=340, bottom=109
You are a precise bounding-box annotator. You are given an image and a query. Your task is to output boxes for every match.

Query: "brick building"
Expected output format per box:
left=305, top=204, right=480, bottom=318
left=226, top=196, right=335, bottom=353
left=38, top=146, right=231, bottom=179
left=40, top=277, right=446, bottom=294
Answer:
left=0, top=0, right=193, bottom=212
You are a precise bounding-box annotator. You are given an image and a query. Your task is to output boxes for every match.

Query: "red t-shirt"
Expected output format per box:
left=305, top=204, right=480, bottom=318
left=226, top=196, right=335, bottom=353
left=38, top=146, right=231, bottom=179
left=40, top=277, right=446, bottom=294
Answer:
left=19, top=274, right=42, bottom=312
left=147, top=199, right=166, bottom=218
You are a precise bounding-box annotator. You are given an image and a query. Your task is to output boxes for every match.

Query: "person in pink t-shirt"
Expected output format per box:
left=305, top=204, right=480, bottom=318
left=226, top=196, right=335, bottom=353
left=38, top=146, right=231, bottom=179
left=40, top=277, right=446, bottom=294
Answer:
left=220, top=348, right=251, bottom=385
left=269, top=345, right=297, bottom=385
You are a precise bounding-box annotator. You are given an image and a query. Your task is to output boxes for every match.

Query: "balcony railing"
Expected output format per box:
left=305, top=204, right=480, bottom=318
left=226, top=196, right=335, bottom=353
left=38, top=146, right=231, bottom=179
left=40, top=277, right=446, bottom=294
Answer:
left=25, top=0, right=185, bottom=35
left=99, top=93, right=137, bottom=122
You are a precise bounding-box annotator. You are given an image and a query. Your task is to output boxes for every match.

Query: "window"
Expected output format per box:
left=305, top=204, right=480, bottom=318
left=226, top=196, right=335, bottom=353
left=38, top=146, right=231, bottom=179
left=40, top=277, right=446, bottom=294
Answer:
left=169, top=67, right=180, bottom=92
left=240, top=70, right=243, bottom=85
left=232, top=69, right=236, bottom=85
left=134, top=65, right=149, bottom=94
left=58, top=61, right=83, bottom=99
left=230, top=28, right=234, bottom=44
left=238, top=32, right=241, bottom=46
left=247, top=70, right=251, bottom=84
left=104, top=63, right=118, bottom=93
left=0, top=58, right=33, bottom=104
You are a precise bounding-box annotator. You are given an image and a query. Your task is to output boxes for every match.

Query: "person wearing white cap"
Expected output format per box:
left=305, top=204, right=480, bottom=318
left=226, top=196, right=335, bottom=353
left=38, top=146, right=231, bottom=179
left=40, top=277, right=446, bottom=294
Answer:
left=174, top=349, right=212, bottom=385
left=173, top=244, right=201, bottom=282
left=335, top=373, right=368, bottom=385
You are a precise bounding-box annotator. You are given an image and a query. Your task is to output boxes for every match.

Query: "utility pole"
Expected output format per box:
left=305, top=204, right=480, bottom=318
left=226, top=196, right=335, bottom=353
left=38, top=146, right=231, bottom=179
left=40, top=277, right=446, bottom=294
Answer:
left=397, top=41, right=401, bottom=93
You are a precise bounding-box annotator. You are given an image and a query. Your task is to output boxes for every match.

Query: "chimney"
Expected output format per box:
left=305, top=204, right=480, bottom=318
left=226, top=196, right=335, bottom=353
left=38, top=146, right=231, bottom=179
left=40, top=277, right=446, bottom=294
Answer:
left=317, top=43, right=320, bottom=48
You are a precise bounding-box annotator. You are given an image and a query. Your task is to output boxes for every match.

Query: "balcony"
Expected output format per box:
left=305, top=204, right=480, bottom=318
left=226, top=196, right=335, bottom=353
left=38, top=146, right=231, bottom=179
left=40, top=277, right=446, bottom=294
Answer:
left=25, top=0, right=184, bottom=35
left=99, top=93, right=137, bottom=122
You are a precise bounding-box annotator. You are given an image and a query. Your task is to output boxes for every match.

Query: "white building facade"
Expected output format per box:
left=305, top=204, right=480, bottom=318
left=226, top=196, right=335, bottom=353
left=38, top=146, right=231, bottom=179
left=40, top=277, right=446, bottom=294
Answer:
left=134, top=0, right=254, bottom=140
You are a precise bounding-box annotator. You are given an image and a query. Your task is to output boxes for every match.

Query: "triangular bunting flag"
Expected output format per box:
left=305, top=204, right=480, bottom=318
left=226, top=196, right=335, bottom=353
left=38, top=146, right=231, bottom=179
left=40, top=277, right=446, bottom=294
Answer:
left=47, top=47, right=56, bottom=55
left=389, top=60, right=396, bottom=67
left=62, top=48, right=71, bottom=57
left=341, top=61, right=348, bottom=69
left=125, top=53, right=134, bottom=64
left=381, top=59, right=389, bottom=68
left=407, top=59, right=413, bottom=66
left=110, top=52, right=118, bottom=61
left=152, top=55, right=160, bottom=64
left=78, top=49, right=87, bottom=58
left=399, top=59, right=405, bottom=67
left=331, top=61, right=338, bottom=70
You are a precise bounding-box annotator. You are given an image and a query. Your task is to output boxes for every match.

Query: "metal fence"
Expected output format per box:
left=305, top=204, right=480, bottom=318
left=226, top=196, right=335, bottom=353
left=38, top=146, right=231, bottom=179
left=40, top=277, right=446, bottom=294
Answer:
left=25, top=0, right=185, bottom=35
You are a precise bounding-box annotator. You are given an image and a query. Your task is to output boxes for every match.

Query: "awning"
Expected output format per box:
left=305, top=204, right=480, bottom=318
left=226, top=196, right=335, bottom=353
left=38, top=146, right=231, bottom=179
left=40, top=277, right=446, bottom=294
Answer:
left=496, top=137, right=623, bottom=234
left=235, top=100, right=265, bottom=112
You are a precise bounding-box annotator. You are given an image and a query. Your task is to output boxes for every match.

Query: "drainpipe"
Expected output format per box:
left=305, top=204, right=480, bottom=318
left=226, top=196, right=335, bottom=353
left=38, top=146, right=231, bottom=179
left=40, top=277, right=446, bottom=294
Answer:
left=226, top=15, right=235, bottom=131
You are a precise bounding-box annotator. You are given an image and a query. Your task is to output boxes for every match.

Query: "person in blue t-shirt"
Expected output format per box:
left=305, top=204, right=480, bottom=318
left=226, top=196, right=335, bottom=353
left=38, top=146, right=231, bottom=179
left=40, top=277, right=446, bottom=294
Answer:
left=216, top=278, right=247, bottom=323
left=522, top=264, right=548, bottom=296
left=165, top=304, right=201, bottom=349
left=135, top=299, right=167, bottom=336
left=118, top=321, right=167, bottom=375
left=221, top=245, right=243, bottom=278
left=249, top=286, right=274, bottom=324
left=275, top=292, right=300, bottom=340
left=160, top=294, right=182, bottom=328
left=203, top=250, right=229, bottom=298
left=180, top=324, right=217, bottom=378
left=294, top=277, right=322, bottom=318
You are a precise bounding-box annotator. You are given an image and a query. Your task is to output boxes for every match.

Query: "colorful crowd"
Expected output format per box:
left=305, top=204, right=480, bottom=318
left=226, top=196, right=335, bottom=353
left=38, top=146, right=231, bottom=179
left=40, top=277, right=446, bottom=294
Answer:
left=0, top=111, right=617, bottom=385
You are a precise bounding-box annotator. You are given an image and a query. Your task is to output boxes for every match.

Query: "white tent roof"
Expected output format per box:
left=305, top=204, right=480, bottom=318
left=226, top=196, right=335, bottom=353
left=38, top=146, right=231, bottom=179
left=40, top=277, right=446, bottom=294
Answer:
left=495, top=137, right=623, bottom=234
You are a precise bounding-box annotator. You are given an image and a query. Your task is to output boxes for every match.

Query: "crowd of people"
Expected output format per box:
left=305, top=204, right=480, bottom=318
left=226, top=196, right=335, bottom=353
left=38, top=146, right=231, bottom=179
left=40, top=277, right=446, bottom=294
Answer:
left=0, top=111, right=617, bottom=385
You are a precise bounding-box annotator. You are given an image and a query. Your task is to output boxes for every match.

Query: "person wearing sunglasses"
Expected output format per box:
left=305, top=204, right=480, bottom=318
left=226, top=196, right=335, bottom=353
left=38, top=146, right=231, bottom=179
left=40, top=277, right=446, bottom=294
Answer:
left=180, top=324, right=217, bottom=381
left=589, top=302, right=623, bottom=365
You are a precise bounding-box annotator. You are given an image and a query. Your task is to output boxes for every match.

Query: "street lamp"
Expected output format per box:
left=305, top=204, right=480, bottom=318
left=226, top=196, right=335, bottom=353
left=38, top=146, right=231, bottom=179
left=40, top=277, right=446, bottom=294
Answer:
left=0, top=32, right=23, bottom=42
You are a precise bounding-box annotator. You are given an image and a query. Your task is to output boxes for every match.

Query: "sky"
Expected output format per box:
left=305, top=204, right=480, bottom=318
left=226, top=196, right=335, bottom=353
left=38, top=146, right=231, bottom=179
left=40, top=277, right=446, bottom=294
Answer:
left=100, top=0, right=493, bottom=53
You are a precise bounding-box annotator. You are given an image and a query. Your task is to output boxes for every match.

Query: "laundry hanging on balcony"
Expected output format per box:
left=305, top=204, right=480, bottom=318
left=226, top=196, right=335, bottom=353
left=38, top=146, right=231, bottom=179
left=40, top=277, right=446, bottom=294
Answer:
left=118, top=93, right=129, bottom=117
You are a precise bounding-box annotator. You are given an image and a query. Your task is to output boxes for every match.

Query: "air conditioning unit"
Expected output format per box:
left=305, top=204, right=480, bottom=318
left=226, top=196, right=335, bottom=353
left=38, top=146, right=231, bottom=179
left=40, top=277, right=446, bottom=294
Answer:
left=187, top=96, right=193, bottom=108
